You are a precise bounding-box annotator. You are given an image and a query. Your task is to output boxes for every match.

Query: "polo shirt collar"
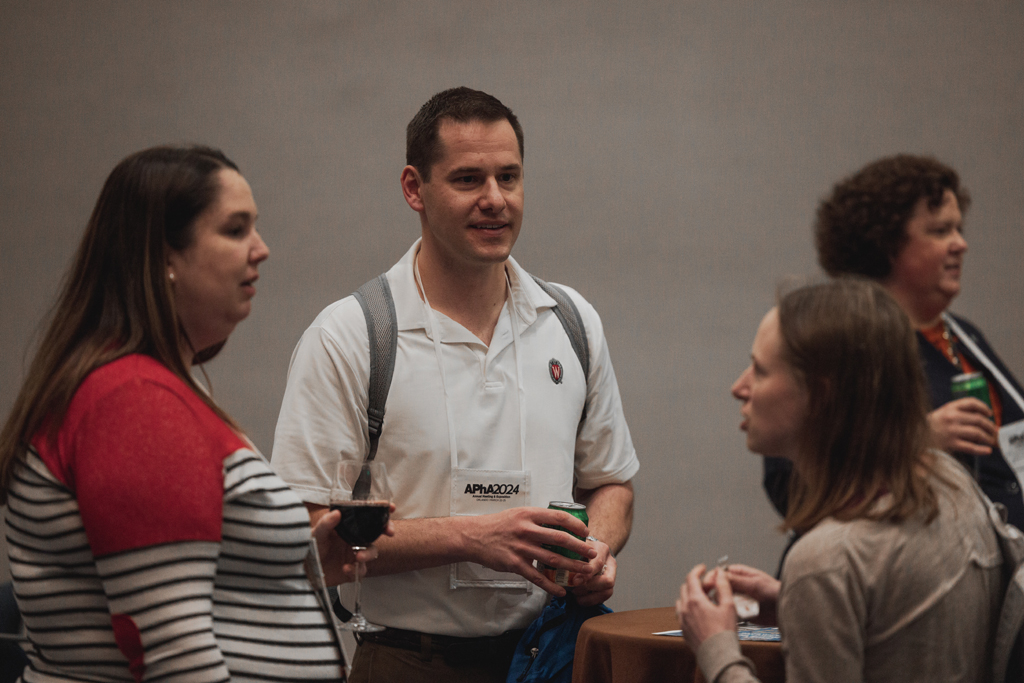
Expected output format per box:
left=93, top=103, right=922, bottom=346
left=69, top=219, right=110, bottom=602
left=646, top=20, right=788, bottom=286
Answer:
left=505, top=254, right=556, bottom=328
left=387, top=239, right=558, bottom=334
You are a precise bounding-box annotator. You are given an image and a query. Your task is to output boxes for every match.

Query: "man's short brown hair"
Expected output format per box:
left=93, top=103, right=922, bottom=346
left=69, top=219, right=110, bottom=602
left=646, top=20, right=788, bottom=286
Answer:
left=406, top=87, right=524, bottom=181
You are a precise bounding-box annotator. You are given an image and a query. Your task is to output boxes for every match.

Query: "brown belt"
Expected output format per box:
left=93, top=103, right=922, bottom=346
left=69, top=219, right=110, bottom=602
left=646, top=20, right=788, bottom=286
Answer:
left=357, top=626, right=525, bottom=667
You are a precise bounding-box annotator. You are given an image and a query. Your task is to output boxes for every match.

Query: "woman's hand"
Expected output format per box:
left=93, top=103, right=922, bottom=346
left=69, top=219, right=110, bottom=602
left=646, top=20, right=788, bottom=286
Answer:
left=311, top=504, right=396, bottom=586
left=676, top=564, right=737, bottom=650
left=724, top=564, right=780, bottom=626
left=927, top=398, right=997, bottom=456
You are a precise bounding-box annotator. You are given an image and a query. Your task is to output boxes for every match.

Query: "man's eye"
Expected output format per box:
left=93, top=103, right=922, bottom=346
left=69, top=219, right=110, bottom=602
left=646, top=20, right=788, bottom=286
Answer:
left=499, top=173, right=515, bottom=182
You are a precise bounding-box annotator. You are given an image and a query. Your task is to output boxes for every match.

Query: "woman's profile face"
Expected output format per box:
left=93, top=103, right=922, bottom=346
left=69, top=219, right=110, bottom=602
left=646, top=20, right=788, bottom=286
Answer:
left=884, top=189, right=966, bottom=315
left=731, top=308, right=809, bottom=462
left=167, top=168, right=269, bottom=355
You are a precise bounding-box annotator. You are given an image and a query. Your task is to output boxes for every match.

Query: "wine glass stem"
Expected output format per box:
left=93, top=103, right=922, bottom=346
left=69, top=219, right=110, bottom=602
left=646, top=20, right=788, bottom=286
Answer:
left=352, top=548, right=366, bottom=619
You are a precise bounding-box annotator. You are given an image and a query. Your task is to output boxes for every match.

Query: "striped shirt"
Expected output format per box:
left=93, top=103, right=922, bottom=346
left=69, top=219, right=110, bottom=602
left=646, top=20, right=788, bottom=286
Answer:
left=4, top=355, right=343, bottom=682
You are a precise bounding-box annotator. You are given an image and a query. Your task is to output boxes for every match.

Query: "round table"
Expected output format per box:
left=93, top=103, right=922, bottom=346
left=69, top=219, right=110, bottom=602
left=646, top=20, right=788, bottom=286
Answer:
left=572, top=606, right=784, bottom=683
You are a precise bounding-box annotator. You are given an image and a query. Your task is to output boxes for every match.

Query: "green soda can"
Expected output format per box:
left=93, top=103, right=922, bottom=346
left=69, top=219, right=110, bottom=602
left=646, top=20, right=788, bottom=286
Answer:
left=951, top=372, right=991, bottom=408
left=538, top=501, right=589, bottom=587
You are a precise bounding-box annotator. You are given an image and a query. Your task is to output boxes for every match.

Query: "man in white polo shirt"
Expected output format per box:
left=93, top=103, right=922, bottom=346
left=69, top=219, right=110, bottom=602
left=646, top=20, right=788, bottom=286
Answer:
left=272, top=87, right=638, bottom=683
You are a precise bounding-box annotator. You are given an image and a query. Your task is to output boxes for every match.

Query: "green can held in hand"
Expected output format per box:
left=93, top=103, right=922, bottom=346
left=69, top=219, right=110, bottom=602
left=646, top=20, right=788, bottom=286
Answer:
left=538, top=501, right=589, bottom=586
left=951, top=372, right=991, bottom=408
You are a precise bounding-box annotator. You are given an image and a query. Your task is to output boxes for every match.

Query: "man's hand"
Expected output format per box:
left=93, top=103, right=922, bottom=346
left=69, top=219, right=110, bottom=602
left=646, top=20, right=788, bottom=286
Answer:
left=461, top=506, right=597, bottom=597
left=310, top=504, right=395, bottom=587
left=564, top=481, right=634, bottom=606
left=927, top=398, right=997, bottom=456
left=570, top=537, right=615, bottom=606
left=676, top=564, right=737, bottom=651
left=723, top=564, right=780, bottom=626
left=316, top=504, right=600, bottom=592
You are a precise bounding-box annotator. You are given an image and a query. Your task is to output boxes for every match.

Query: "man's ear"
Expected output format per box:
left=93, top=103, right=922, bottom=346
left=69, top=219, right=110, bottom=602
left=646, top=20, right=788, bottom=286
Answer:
left=401, top=165, right=426, bottom=212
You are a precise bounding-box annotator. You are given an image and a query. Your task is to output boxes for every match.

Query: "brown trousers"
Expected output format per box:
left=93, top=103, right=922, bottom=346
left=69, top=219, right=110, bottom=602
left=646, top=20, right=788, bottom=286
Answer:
left=349, top=640, right=511, bottom=683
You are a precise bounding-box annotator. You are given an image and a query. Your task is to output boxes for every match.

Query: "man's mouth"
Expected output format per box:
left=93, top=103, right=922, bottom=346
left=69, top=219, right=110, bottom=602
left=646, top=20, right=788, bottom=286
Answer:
left=472, top=223, right=507, bottom=231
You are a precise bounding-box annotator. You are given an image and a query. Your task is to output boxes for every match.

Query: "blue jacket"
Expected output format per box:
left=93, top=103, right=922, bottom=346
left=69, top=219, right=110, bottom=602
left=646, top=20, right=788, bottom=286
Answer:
left=506, top=596, right=611, bottom=683
left=920, top=313, right=1024, bottom=527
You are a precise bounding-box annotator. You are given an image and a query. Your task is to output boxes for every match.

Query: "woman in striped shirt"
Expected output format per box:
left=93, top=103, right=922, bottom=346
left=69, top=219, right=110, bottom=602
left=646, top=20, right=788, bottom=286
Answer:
left=1, top=146, right=369, bottom=682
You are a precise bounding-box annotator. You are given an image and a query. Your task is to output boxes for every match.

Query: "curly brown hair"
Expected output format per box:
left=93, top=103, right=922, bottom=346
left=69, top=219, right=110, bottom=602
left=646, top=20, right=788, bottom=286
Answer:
left=814, top=155, right=971, bottom=279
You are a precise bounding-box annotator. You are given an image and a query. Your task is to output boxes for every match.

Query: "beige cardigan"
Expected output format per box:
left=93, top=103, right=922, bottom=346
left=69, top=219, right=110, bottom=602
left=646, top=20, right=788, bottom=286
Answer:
left=698, top=452, right=1004, bottom=683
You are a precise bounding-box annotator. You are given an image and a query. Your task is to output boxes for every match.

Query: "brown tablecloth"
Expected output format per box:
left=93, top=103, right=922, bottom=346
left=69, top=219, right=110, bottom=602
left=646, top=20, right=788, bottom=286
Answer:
left=572, top=606, right=784, bottom=683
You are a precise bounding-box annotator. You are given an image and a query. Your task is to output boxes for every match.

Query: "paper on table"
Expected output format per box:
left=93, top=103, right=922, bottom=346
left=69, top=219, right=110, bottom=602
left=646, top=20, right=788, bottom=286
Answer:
left=654, top=625, right=781, bottom=642
left=735, top=626, right=781, bottom=642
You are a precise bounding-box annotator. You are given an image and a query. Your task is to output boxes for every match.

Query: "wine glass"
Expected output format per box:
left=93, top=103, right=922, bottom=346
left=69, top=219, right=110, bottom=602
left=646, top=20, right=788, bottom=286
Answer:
left=331, top=461, right=392, bottom=632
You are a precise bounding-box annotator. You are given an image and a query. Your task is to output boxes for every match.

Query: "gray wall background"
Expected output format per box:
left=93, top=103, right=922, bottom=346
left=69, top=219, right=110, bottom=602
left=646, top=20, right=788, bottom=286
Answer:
left=2, top=1, right=1023, bottom=614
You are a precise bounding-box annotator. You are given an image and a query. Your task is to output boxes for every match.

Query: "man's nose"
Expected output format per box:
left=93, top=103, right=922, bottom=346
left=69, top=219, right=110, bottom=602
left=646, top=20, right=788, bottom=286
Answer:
left=478, top=178, right=506, bottom=212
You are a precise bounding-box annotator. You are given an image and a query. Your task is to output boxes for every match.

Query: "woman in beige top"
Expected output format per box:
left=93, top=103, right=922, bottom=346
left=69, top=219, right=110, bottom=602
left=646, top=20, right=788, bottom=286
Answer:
left=676, top=279, right=1003, bottom=683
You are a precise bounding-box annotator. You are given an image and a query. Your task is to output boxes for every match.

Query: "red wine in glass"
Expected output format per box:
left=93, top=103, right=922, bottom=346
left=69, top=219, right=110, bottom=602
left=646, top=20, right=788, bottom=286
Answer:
left=331, top=461, right=391, bottom=633
left=331, top=500, right=390, bottom=547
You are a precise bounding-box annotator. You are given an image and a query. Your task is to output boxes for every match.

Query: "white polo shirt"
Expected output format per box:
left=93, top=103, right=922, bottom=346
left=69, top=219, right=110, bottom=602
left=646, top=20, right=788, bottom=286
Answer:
left=271, top=240, right=638, bottom=636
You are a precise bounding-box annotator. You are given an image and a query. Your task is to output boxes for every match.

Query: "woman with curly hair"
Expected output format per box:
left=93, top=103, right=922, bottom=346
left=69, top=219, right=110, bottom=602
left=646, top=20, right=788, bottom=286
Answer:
left=765, top=154, right=1024, bottom=530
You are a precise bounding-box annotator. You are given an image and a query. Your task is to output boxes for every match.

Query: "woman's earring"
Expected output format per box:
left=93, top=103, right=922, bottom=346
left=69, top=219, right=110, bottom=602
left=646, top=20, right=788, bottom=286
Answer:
left=168, top=271, right=176, bottom=282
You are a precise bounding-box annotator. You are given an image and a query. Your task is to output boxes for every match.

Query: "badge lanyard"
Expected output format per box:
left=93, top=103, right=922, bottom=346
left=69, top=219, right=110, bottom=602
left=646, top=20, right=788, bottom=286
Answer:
left=415, top=256, right=532, bottom=590
left=412, top=255, right=528, bottom=479
left=943, top=313, right=1024, bottom=489
left=943, top=314, right=1024, bottom=414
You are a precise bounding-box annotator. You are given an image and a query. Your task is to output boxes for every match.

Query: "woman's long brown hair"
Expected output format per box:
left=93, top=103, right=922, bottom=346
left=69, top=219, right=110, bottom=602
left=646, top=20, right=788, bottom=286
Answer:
left=0, top=145, right=240, bottom=504
left=780, top=279, right=951, bottom=533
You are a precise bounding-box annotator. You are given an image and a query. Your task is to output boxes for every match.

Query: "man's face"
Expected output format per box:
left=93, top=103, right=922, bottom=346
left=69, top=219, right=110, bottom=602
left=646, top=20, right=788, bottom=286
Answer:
left=886, top=188, right=967, bottom=312
left=409, top=118, right=523, bottom=271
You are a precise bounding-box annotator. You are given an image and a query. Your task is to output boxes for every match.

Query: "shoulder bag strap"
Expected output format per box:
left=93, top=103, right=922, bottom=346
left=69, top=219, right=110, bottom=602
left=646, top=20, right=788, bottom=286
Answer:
left=531, top=275, right=590, bottom=422
left=353, top=273, right=398, bottom=462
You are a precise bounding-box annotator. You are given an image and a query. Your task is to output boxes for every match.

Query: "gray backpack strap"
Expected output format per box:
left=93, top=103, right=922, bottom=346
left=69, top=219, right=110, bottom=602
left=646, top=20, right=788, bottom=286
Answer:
left=531, top=275, right=590, bottom=421
left=353, top=274, right=398, bottom=462
left=353, top=272, right=588, bottom=462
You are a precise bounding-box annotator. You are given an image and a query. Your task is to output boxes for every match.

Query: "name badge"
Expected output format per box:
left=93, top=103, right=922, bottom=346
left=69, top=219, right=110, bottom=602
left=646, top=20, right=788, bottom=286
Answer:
left=449, top=468, right=531, bottom=589
left=999, top=420, right=1024, bottom=492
